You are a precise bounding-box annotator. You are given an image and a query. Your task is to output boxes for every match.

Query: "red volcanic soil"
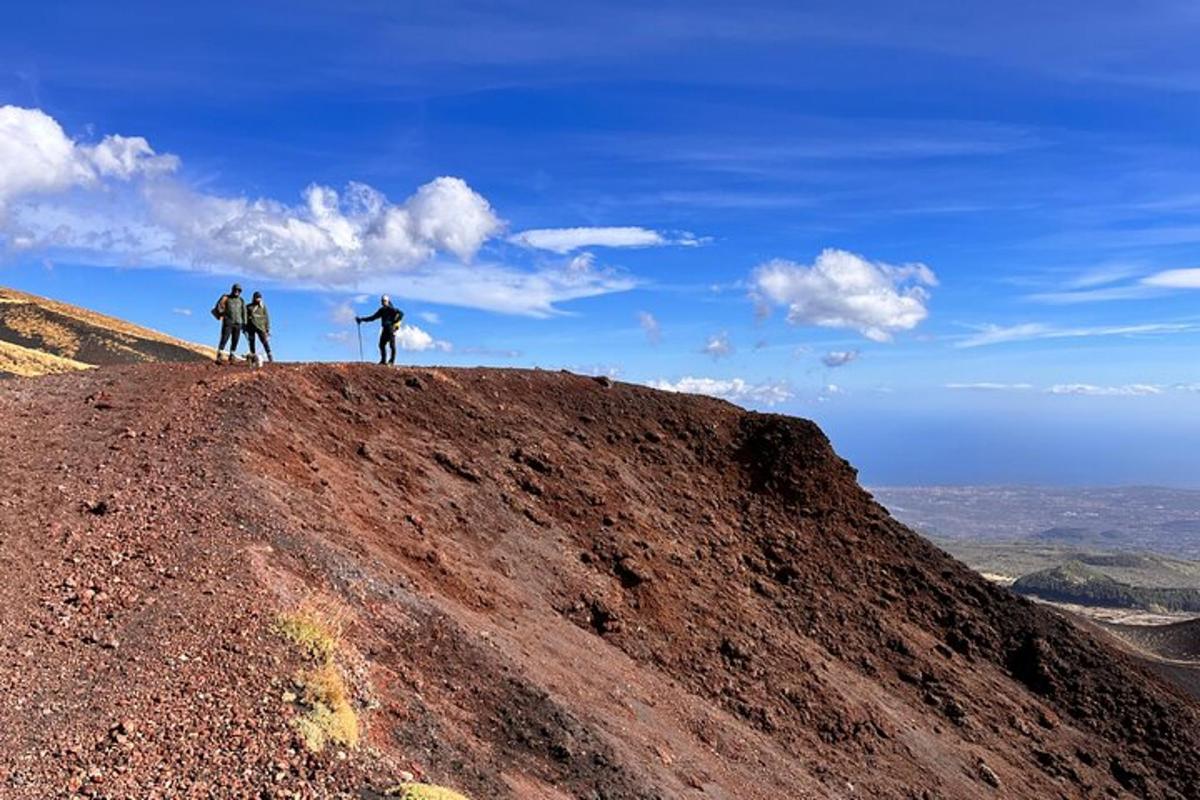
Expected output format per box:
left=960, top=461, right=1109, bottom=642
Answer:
left=1, top=363, right=1198, bottom=798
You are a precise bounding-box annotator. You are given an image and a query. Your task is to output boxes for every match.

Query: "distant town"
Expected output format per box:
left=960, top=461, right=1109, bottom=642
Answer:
left=872, top=485, right=1200, bottom=559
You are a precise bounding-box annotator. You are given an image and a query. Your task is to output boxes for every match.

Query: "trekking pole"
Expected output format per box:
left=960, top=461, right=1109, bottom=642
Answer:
left=356, top=321, right=364, bottom=362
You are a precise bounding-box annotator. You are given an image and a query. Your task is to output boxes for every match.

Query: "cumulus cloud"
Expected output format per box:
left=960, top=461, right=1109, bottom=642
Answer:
left=637, top=311, right=661, bottom=344
left=326, top=322, right=450, bottom=353
left=751, top=248, right=936, bottom=342
left=0, top=106, right=638, bottom=317
left=0, top=106, right=177, bottom=213
left=395, top=323, right=452, bottom=352
left=1047, top=383, right=1163, bottom=397
left=509, top=226, right=703, bottom=254
left=146, top=176, right=501, bottom=283
left=821, top=349, right=859, bottom=368
left=647, top=377, right=794, bottom=406
left=701, top=331, right=733, bottom=358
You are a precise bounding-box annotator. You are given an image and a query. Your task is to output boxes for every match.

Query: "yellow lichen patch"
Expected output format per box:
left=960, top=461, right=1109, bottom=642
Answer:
left=294, top=661, right=359, bottom=751
left=276, top=606, right=359, bottom=752
left=0, top=340, right=93, bottom=377
left=385, top=784, right=473, bottom=800
left=276, top=607, right=342, bottom=663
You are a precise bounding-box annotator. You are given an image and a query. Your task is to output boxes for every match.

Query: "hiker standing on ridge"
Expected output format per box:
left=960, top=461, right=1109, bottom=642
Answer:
left=245, top=291, right=273, bottom=363
left=212, top=283, right=246, bottom=364
left=356, top=295, right=404, bottom=365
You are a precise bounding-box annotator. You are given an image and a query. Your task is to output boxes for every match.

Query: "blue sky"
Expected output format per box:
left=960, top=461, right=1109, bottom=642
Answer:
left=4, top=1, right=1200, bottom=485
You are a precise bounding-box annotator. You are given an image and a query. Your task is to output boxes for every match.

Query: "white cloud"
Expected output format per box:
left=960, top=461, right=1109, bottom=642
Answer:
left=146, top=176, right=501, bottom=282
left=1065, top=263, right=1144, bottom=289
left=752, top=248, right=936, bottom=342
left=0, top=106, right=177, bottom=213
left=1047, top=383, right=1164, bottom=397
left=395, top=323, right=452, bottom=352
left=171, top=307, right=192, bottom=316
left=1142, top=268, right=1200, bottom=289
left=418, top=311, right=441, bottom=324
left=945, top=382, right=1034, bottom=391
left=508, top=226, right=703, bottom=254
left=1027, top=265, right=1200, bottom=304
left=956, top=321, right=1198, bottom=348
left=701, top=331, right=733, bottom=358
left=359, top=260, right=635, bottom=317
left=1027, top=285, right=1160, bottom=304
left=821, top=349, right=859, bottom=368
left=817, top=384, right=844, bottom=403
left=637, top=311, right=661, bottom=344
left=647, top=377, right=794, bottom=406
left=566, top=251, right=596, bottom=273
left=0, top=107, right=639, bottom=317
left=329, top=322, right=450, bottom=352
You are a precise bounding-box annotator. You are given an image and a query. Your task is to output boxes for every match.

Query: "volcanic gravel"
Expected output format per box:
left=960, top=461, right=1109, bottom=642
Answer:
left=1, top=363, right=1198, bottom=799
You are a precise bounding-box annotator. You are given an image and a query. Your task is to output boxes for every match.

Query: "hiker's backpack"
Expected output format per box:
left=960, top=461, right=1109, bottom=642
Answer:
left=211, top=295, right=226, bottom=320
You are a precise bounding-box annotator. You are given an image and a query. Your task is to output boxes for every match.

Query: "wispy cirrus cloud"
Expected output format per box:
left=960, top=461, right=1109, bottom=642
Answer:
left=1027, top=264, right=1200, bottom=304
left=637, top=310, right=661, bottom=344
left=947, top=382, right=1175, bottom=396
left=1047, top=383, right=1164, bottom=397
left=508, top=226, right=705, bottom=254
left=955, top=321, right=1199, bottom=348
left=945, top=382, right=1034, bottom=391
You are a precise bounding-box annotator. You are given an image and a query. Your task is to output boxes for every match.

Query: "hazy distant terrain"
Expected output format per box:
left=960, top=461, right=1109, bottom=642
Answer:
left=872, top=485, right=1200, bottom=559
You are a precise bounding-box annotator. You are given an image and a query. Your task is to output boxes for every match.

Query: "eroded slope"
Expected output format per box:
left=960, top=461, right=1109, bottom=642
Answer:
left=1, top=363, right=1198, bottom=799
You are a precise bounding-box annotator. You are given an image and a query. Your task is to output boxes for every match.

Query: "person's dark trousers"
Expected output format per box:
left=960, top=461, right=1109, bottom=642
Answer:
left=247, top=327, right=272, bottom=360
left=379, top=328, right=396, bottom=365
left=218, top=322, right=242, bottom=354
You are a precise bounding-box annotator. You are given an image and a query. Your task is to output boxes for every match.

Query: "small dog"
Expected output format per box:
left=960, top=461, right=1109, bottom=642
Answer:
left=245, top=352, right=264, bottom=369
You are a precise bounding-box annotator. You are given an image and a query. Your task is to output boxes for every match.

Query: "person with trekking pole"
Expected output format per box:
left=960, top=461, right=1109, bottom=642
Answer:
left=245, top=291, right=273, bottom=363
left=355, top=295, right=404, bottom=365
left=211, top=283, right=246, bottom=364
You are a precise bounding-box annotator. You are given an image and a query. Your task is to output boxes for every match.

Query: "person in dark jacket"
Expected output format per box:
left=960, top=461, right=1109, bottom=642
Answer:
left=212, top=283, right=247, bottom=363
left=355, top=294, right=404, bottom=365
left=245, top=291, right=273, bottom=363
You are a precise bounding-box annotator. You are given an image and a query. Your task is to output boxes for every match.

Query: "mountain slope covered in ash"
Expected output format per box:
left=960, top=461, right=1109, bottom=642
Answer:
left=0, top=286, right=212, bottom=377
